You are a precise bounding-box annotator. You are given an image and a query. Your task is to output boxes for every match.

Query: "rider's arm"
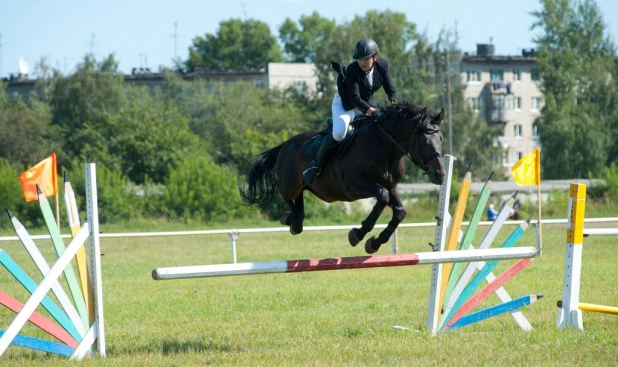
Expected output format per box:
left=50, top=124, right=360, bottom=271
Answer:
left=378, top=59, right=398, bottom=103
left=345, top=65, right=373, bottom=114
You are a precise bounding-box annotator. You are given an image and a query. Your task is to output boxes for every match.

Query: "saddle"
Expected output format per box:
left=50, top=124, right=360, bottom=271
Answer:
left=303, top=118, right=360, bottom=159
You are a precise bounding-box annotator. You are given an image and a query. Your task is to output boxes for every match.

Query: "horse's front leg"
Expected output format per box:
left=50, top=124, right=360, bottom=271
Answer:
left=348, top=184, right=389, bottom=251
left=364, top=186, right=406, bottom=254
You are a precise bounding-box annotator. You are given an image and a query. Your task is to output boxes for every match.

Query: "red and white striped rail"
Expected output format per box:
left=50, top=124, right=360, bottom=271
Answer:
left=152, top=247, right=539, bottom=280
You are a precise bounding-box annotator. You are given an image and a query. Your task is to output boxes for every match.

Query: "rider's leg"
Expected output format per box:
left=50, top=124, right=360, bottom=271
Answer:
left=303, top=93, right=353, bottom=185
left=331, top=92, right=355, bottom=141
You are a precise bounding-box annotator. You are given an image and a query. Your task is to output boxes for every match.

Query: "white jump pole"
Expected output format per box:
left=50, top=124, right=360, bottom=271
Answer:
left=583, top=228, right=618, bottom=236
left=152, top=247, right=538, bottom=280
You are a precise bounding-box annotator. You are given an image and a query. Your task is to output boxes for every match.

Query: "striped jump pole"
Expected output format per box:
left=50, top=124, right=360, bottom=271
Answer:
left=152, top=247, right=539, bottom=280
left=447, top=295, right=543, bottom=331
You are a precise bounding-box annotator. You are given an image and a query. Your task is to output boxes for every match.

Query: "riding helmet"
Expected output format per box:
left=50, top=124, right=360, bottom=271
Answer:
left=353, top=38, right=380, bottom=60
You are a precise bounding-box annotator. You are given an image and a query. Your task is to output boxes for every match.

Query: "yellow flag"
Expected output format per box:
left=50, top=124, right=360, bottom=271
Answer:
left=18, top=153, right=58, bottom=202
left=512, top=149, right=540, bottom=186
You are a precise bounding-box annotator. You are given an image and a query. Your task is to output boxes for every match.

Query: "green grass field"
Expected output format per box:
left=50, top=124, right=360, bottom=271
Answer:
left=0, top=221, right=617, bottom=366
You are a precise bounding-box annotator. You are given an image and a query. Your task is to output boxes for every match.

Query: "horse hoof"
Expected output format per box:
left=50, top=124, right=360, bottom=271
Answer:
left=348, top=228, right=361, bottom=247
left=280, top=213, right=292, bottom=226
left=365, top=237, right=380, bottom=254
left=290, top=221, right=303, bottom=235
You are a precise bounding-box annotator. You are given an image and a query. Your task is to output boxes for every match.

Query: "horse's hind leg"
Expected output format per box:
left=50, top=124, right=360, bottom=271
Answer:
left=364, top=187, right=406, bottom=254
left=348, top=188, right=388, bottom=248
left=280, top=194, right=304, bottom=235
left=290, top=194, right=304, bottom=234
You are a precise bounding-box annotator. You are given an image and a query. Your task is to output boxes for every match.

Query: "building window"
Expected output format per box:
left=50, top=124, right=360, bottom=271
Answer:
left=514, top=124, right=523, bottom=138
left=532, top=97, right=543, bottom=110
left=468, top=97, right=483, bottom=113
left=531, top=68, right=541, bottom=82
left=504, top=95, right=520, bottom=110
left=532, top=124, right=539, bottom=138
left=515, top=152, right=524, bottom=162
left=256, top=81, right=266, bottom=89
left=493, top=95, right=506, bottom=109
left=467, top=70, right=481, bottom=82
left=490, top=69, right=504, bottom=81
left=513, top=70, right=521, bottom=81
left=296, top=80, right=307, bottom=93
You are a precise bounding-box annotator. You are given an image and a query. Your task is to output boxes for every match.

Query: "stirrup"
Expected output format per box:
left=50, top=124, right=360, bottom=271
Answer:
left=303, top=166, right=321, bottom=185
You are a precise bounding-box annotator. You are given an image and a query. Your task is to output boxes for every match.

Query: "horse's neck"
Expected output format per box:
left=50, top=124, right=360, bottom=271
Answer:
left=363, top=123, right=409, bottom=165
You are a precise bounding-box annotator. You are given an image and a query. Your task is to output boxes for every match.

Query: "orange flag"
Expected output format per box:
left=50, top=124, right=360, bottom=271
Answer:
left=18, top=153, right=58, bottom=202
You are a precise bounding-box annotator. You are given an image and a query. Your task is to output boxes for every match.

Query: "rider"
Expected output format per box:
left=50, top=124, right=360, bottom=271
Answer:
left=303, top=37, right=399, bottom=185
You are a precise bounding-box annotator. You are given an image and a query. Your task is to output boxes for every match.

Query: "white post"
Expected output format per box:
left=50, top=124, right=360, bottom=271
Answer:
left=426, top=155, right=455, bottom=335
left=557, top=183, right=585, bottom=330
left=85, top=163, right=106, bottom=355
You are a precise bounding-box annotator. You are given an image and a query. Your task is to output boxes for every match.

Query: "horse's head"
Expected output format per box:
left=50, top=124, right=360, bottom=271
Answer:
left=411, top=108, right=445, bottom=185
left=378, top=101, right=446, bottom=185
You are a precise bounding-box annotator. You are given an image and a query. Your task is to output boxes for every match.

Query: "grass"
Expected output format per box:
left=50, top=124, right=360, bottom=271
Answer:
left=0, top=219, right=618, bottom=366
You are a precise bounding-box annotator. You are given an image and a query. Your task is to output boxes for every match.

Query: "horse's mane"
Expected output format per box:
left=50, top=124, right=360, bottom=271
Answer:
left=378, top=100, right=426, bottom=121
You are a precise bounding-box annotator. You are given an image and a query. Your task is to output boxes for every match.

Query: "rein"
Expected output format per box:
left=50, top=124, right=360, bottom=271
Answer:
left=377, top=119, right=442, bottom=174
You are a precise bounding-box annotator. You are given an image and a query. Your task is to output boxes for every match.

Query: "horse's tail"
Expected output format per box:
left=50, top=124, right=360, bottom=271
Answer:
left=239, top=143, right=284, bottom=209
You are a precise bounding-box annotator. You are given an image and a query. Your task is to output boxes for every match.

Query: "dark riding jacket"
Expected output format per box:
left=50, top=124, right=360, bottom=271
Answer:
left=344, top=58, right=398, bottom=113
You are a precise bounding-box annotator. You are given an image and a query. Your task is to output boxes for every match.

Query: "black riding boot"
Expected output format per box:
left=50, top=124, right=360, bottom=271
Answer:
left=303, top=134, right=338, bottom=185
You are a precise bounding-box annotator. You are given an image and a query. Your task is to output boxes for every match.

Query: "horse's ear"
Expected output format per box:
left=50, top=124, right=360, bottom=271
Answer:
left=433, top=108, right=445, bottom=125
left=421, top=107, right=428, bottom=121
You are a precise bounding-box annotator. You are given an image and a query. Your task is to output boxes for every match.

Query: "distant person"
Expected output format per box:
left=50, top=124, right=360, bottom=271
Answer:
left=510, top=199, right=521, bottom=220
left=486, top=204, right=498, bottom=221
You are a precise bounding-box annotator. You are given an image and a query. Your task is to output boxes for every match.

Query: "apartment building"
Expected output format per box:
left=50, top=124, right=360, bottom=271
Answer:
left=460, top=44, right=542, bottom=177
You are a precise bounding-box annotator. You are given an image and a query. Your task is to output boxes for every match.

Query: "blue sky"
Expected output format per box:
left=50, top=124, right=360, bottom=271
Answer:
left=1, top=0, right=617, bottom=76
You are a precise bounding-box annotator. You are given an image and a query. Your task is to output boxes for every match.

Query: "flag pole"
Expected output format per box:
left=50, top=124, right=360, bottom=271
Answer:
left=56, top=193, right=60, bottom=230
left=536, top=150, right=542, bottom=254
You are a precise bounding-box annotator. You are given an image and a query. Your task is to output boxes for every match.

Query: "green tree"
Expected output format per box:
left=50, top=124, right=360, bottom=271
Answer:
left=39, top=56, right=198, bottom=184
left=531, top=0, right=618, bottom=178
left=79, top=85, right=199, bottom=184
left=279, top=12, right=338, bottom=63
left=41, top=54, right=126, bottom=166
left=0, top=158, right=42, bottom=229
left=159, top=154, right=250, bottom=222
left=65, top=160, right=140, bottom=224
left=189, top=81, right=315, bottom=174
left=0, top=87, right=56, bottom=166
left=187, top=19, right=282, bottom=71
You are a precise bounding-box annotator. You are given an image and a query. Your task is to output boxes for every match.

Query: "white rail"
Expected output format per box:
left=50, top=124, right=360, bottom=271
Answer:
left=1, top=217, right=616, bottom=264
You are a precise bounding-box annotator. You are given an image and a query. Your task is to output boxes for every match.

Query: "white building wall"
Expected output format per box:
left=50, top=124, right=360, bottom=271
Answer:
left=266, top=63, right=319, bottom=96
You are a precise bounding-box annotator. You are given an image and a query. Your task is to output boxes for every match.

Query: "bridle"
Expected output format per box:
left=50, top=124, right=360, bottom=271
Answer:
left=377, top=119, right=442, bottom=174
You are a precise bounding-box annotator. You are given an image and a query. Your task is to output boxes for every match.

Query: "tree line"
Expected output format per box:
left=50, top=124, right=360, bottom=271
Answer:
left=1, top=0, right=617, bottom=227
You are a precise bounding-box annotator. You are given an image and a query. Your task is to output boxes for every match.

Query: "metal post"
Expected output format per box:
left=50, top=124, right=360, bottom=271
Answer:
left=228, top=230, right=239, bottom=264
left=391, top=230, right=398, bottom=254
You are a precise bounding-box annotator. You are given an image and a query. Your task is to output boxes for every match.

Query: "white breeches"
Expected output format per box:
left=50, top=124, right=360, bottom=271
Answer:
left=331, top=92, right=361, bottom=141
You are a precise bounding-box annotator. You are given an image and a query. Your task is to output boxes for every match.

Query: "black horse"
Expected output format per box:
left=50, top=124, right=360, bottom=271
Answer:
left=240, top=100, right=446, bottom=254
